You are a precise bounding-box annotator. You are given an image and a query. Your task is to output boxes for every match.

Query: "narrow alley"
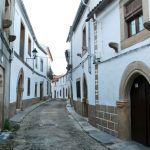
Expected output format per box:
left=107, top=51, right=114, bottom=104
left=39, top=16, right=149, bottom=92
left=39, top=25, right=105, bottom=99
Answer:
left=6, top=100, right=107, bottom=150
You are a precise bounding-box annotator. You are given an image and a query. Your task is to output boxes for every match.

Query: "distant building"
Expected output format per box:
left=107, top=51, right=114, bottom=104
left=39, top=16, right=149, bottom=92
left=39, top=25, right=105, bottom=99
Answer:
left=51, top=74, right=70, bottom=100
left=9, top=0, right=53, bottom=117
left=67, top=0, right=150, bottom=147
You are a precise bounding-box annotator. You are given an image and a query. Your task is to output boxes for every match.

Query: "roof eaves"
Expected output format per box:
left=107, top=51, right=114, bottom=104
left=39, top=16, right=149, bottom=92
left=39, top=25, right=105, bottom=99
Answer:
left=72, top=0, right=89, bottom=32
left=86, top=0, right=114, bottom=22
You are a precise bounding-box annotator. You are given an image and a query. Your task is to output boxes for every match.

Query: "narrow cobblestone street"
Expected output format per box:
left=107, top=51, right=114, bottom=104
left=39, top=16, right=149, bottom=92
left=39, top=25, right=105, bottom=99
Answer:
left=10, top=99, right=107, bottom=150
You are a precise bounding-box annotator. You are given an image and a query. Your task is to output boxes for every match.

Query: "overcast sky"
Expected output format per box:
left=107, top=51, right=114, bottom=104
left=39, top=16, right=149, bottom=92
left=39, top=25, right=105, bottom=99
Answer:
left=22, top=0, right=80, bottom=75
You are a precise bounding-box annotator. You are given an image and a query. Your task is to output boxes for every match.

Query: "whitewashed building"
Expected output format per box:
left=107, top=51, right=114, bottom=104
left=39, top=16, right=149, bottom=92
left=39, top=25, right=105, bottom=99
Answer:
left=51, top=74, right=71, bottom=100
left=67, top=0, right=150, bottom=147
left=9, top=0, right=53, bottom=117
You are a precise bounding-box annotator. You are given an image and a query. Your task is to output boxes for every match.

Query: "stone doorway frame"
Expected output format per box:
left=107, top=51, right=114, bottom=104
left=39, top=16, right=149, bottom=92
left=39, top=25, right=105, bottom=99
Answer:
left=16, top=68, right=24, bottom=110
left=117, top=61, right=150, bottom=140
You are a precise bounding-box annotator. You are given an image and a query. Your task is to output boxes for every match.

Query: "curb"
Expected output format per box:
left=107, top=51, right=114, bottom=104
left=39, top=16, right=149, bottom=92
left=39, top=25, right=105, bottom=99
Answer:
left=10, top=99, right=51, bottom=124
left=66, top=106, right=150, bottom=150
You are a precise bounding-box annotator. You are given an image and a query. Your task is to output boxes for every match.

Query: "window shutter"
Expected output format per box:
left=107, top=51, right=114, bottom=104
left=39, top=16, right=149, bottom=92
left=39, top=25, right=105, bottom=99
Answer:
left=125, top=0, right=142, bottom=20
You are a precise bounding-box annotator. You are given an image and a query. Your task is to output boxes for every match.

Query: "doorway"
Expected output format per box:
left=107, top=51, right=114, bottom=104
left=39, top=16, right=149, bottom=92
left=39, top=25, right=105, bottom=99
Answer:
left=16, top=70, right=24, bottom=110
left=0, top=67, right=4, bottom=127
left=130, top=75, right=150, bottom=146
left=40, top=82, right=43, bottom=100
left=82, top=76, right=88, bottom=117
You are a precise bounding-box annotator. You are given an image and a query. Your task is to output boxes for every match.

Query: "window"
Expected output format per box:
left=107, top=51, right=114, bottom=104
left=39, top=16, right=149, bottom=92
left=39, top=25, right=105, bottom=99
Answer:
left=82, top=26, right=87, bottom=53
left=28, top=37, right=31, bottom=56
left=66, top=88, right=68, bottom=97
left=27, top=78, right=30, bottom=96
left=60, top=90, right=61, bottom=97
left=40, top=59, right=43, bottom=72
left=76, top=80, right=81, bottom=98
left=125, top=0, right=143, bottom=37
left=35, top=83, right=37, bottom=97
left=47, top=81, right=49, bottom=95
left=20, top=22, right=25, bottom=59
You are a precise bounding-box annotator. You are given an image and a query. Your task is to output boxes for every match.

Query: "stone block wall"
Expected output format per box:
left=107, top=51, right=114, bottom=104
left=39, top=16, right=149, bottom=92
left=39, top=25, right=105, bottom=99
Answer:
left=88, top=105, right=96, bottom=127
left=96, top=105, right=118, bottom=137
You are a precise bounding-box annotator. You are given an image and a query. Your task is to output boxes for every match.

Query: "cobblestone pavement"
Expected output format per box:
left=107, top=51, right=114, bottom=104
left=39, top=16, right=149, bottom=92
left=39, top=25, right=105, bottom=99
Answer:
left=8, top=99, right=107, bottom=150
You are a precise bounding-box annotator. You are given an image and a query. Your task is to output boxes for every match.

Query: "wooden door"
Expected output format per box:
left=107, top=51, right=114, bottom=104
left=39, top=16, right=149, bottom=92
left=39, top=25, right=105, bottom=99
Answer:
left=16, top=74, right=23, bottom=109
left=130, top=75, right=150, bottom=146
left=40, top=82, right=43, bottom=100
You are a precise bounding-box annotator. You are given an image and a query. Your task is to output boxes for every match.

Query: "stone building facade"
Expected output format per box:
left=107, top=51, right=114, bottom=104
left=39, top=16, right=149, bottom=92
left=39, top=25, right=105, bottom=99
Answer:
left=67, top=0, right=150, bottom=147
left=0, top=0, right=13, bottom=129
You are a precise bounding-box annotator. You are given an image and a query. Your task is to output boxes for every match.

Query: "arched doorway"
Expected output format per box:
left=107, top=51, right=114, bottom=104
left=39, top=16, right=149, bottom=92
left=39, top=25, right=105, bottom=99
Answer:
left=118, top=61, right=150, bottom=147
left=130, top=75, right=150, bottom=146
left=82, top=75, right=88, bottom=117
left=16, top=69, right=24, bottom=110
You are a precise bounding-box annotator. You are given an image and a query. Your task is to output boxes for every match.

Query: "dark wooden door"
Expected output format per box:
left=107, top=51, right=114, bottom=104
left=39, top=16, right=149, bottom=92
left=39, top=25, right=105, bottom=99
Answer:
left=40, top=82, right=43, bottom=100
left=130, top=75, right=150, bottom=146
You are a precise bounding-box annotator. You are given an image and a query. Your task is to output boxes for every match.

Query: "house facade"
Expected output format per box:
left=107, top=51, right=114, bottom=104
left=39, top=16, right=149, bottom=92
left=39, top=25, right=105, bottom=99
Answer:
left=9, top=0, right=53, bottom=117
left=51, top=74, right=70, bottom=100
left=0, top=0, right=13, bottom=128
left=67, top=0, right=150, bottom=147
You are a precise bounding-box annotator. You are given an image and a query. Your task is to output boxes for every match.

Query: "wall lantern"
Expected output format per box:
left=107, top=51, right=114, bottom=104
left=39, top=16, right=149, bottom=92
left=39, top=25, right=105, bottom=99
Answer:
left=26, top=48, right=38, bottom=62
left=32, top=48, right=38, bottom=59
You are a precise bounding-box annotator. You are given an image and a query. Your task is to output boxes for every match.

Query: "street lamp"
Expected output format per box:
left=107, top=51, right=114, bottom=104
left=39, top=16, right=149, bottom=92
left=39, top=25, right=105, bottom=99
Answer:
left=26, top=48, right=38, bottom=61
left=32, top=48, right=38, bottom=59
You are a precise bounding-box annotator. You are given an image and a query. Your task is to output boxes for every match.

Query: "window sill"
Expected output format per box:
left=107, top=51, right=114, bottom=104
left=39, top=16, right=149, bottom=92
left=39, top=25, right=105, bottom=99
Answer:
left=121, top=29, right=150, bottom=50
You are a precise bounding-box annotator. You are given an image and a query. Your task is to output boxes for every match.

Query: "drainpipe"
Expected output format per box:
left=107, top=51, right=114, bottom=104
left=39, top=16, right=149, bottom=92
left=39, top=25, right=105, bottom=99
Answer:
left=81, top=0, right=92, bottom=74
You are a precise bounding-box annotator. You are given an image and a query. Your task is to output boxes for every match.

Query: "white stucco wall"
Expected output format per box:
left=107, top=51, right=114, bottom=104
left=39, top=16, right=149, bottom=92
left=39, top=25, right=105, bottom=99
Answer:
left=99, top=39, right=150, bottom=106
left=10, top=0, right=51, bottom=103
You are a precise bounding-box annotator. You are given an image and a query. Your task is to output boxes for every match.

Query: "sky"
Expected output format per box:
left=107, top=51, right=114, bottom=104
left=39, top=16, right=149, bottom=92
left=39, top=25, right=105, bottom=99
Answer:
left=22, top=0, right=80, bottom=75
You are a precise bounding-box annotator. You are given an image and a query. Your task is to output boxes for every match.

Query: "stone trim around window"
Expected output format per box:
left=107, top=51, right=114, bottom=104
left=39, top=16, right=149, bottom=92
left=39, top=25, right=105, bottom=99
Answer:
left=120, top=0, right=150, bottom=49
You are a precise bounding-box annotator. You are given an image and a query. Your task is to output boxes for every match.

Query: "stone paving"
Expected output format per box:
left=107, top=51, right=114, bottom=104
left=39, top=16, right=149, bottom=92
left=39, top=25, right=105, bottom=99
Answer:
left=2, top=99, right=107, bottom=150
